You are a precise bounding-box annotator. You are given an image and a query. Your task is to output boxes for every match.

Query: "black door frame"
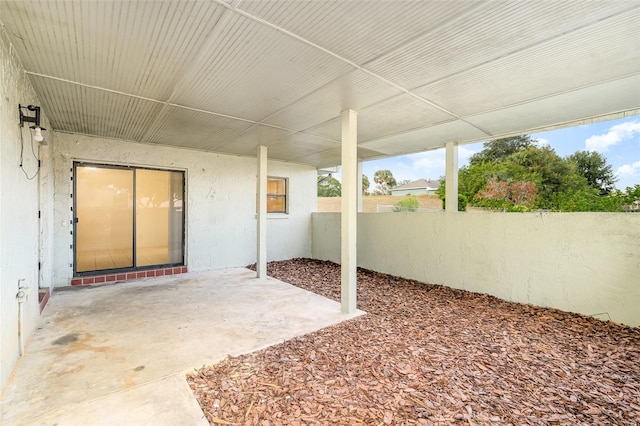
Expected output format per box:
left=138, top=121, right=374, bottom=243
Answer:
left=72, top=161, right=185, bottom=276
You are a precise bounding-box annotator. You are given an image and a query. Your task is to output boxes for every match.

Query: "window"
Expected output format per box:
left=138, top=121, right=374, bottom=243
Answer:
left=267, top=177, right=287, bottom=213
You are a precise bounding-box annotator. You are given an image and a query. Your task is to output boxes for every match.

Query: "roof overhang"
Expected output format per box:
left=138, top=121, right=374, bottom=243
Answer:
left=1, top=0, right=638, bottom=168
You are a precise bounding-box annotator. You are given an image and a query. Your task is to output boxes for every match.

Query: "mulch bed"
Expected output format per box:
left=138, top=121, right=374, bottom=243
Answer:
left=187, top=259, right=640, bottom=425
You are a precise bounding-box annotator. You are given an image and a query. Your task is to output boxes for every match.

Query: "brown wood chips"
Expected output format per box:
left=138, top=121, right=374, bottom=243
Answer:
left=187, top=259, right=640, bottom=425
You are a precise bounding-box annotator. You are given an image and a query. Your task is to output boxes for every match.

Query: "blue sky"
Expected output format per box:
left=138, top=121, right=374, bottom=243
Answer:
left=355, top=115, right=640, bottom=191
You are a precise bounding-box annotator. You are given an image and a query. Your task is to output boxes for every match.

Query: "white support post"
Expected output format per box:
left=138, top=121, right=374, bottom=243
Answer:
left=445, top=141, right=459, bottom=213
left=341, top=110, right=358, bottom=314
left=257, top=145, right=268, bottom=278
left=357, top=160, right=363, bottom=213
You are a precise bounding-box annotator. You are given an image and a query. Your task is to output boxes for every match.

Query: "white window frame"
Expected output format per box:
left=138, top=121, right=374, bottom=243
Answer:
left=267, top=176, right=289, bottom=215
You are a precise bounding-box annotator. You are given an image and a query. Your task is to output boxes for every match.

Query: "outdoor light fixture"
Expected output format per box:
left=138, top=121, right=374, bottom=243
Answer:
left=18, top=104, right=46, bottom=142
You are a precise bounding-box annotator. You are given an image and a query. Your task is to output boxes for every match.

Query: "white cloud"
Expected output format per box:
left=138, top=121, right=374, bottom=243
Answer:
left=407, top=145, right=479, bottom=169
left=408, top=149, right=445, bottom=170
left=585, top=121, right=640, bottom=152
left=535, top=138, right=550, bottom=147
left=459, top=145, right=480, bottom=164
left=398, top=144, right=480, bottom=180
left=616, top=161, right=640, bottom=177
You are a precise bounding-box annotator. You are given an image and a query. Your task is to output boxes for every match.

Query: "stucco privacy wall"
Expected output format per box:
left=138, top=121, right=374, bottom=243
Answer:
left=312, top=212, right=640, bottom=327
left=0, top=29, right=51, bottom=389
left=52, top=133, right=315, bottom=286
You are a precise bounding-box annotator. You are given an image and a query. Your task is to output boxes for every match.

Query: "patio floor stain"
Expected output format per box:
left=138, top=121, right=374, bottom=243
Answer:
left=52, top=333, right=79, bottom=345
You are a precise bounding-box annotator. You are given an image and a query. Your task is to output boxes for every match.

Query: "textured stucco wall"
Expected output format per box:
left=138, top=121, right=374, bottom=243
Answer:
left=0, top=29, right=50, bottom=389
left=312, top=212, right=640, bottom=327
left=51, top=133, right=316, bottom=285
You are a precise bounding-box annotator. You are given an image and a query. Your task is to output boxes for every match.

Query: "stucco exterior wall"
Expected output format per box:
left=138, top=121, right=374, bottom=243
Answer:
left=51, top=133, right=316, bottom=286
left=312, top=212, right=640, bottom=327
left=0, top=29, right=50, bottom=389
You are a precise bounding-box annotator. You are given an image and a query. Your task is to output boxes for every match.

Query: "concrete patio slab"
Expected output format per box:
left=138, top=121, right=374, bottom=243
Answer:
left=31, top=374, right=208, bottom=426
left=0, top=268, right=364, bottom=425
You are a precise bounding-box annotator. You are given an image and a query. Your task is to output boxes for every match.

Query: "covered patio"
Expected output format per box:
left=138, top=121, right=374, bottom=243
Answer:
left=0, top=1, right=639, bottom=423
left=0, top=269, right=361, bottom=425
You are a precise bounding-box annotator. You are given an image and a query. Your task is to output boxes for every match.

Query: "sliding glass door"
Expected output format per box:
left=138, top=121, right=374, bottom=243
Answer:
left=74, top=163, right=184, bottom=274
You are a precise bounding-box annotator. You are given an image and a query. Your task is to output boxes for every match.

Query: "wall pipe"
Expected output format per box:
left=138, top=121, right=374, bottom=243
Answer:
left=16, top=279, right=28, bottom=356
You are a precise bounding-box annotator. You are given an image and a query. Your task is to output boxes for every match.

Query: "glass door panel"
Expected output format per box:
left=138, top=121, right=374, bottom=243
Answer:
left=75, top=166, right=134, bottom=272
left=135, top=169, right=184, bottom=267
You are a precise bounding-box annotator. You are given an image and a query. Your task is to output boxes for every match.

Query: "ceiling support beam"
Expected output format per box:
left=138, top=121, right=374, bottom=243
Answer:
left=341, top=110, right=358, bottom=314
left=445, top=141, right=459, bottom=213
left=23, top=72, right=342, bottom=146
left=256, top=145, right=268, bottom=278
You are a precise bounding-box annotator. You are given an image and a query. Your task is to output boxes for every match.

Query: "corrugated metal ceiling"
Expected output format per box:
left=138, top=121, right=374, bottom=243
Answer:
left=1, top=0, right=638, bottom=168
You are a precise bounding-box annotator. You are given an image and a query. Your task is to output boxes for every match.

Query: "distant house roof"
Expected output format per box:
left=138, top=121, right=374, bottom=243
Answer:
left=393, top=179, right=440, bottom=191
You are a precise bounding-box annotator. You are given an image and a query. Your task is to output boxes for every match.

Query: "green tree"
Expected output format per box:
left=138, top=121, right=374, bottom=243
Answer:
left=317, top=176, right=341, bottom=197
left=457, top=136, right=596, bottom=210
left=621, top=184, right=640, bottom=211
left=508, top=145, right=584, bottom=208
left=362, top=174, right=370, bottom=195
left=567, top=150, right=617, bottom=195
left=439, top=135, right=632, bottom=212
left=457, top=161, right=527, bottom=203
left=469, top=135, right=535, bottom=166
left=373, top=170, right=397, bottom=195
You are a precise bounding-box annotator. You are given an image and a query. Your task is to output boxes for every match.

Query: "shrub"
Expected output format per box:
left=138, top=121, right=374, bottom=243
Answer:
left=507, top=204, right=530, bottom=212
left=441, top=194, right=467, bottom=212
left=551, top=187, right=626, bottom=212
left=393, top=195, right=419, bottom=212
left=475, top=178, right=537, bottom=211
left=458, top=194, right=468, bottom=211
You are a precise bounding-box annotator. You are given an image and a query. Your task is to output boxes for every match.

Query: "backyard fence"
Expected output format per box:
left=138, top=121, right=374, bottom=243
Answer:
left=376, top=204, right=441, bottom=213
